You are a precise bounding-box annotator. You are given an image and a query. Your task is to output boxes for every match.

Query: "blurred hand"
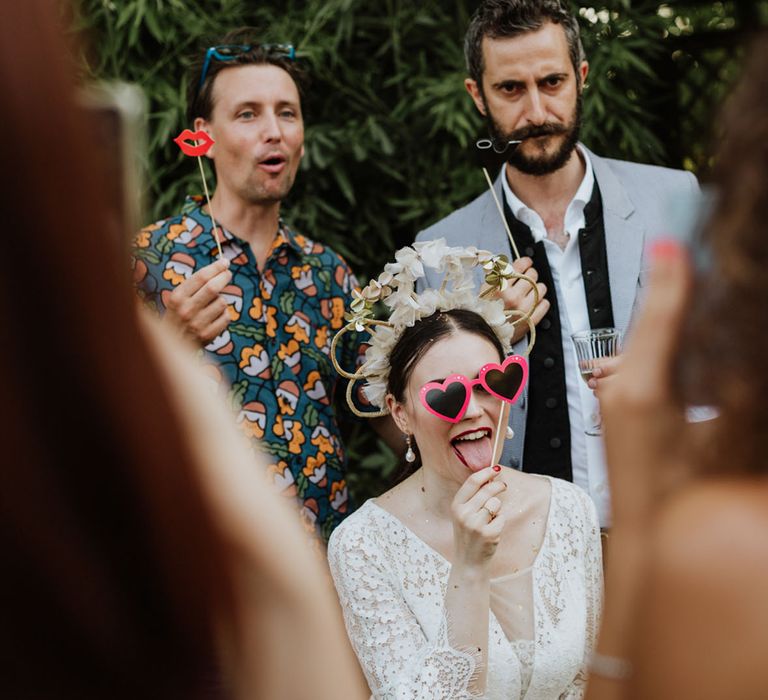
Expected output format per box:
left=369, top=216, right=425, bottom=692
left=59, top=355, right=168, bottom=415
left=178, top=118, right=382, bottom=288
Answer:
left=499, top=257, right=550, bottom=345
left=600, top=241, right=693, bottom=530
left=451, top=466, right=508, bottom=568
left=587, top=355, right=623, bottom=394
left=165, top=258, right=232, bottom=345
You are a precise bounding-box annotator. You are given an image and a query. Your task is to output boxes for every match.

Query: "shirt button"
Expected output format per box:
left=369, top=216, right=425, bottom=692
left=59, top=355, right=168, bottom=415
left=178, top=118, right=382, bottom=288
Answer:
left=545, top=397, right=558, bottom=409
left=524, top=246, right=535, bottom=257
left=509, top=457, right=520, bottom=469
left=543, top=357, right=555, bottom=369
left=550, top=437, right=562, bottom=449
left=541, top=319, right=552, bottom=330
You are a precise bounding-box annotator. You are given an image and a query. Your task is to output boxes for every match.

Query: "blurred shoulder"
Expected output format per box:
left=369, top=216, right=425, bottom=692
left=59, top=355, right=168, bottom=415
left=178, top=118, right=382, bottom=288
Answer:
left=653, top=477, right=768, bottom=587
left=634, top=478, right=768, bottom=697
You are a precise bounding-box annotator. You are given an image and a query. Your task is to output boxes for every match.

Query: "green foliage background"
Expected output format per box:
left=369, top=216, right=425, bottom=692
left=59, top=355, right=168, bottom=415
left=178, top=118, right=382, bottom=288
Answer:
left=76, top=0, right=766, bottom=502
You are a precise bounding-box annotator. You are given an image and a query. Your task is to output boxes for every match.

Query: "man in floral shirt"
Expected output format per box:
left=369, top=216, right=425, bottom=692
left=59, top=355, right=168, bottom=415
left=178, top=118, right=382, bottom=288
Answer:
left=132, top=31, right=379, bottom=541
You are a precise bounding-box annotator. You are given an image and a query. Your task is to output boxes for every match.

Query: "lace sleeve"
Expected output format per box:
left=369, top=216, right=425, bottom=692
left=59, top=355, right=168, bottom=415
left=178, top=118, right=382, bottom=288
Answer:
left=328, top=518, right=481, bottom=700
left=560, top=490, right=604, bottom=700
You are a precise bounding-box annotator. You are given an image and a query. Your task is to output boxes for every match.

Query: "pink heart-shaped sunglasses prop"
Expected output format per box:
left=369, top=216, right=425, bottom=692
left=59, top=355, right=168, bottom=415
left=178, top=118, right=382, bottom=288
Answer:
left=419, top=355, right=528, bottom=423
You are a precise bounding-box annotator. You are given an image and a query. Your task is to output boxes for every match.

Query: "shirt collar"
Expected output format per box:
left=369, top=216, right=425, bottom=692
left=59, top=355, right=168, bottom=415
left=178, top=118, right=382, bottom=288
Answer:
left=185, top=195, right=304, bottom=258
left=501, top=144, right=595, bottom=243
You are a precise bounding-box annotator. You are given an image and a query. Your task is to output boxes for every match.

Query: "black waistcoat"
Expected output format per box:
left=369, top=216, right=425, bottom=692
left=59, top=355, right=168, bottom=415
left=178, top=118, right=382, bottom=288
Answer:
left=502, top=181, right=614, bottom=481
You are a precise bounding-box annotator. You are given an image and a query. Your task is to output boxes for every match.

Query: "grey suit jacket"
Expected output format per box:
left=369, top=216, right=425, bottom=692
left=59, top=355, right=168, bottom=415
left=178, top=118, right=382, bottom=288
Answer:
left=415, top=145, right=699, bottom=469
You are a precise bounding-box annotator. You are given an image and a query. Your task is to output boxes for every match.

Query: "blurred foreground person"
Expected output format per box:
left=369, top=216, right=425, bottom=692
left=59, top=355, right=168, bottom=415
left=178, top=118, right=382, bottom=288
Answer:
left=586, top=33, right=768, bottom=700
left=0, top=1, right=367, bottom=698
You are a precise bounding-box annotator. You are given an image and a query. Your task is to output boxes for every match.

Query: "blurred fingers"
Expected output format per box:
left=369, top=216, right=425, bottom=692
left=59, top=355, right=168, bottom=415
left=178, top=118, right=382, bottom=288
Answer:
left=198, top=311, right=232, bottom=344
left=621, top=241, right=692, bottom=392
left=175, top=257, right=230, bottom=297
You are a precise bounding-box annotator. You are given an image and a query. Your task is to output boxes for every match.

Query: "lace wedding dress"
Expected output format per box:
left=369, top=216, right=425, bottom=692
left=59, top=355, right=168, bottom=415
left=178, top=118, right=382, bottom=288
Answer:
left=328, top=477, right=602, bottom=699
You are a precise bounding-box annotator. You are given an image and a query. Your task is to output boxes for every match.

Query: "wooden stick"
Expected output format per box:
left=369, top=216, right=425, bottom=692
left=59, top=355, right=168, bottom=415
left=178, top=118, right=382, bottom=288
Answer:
left=489, top=400, right=506, bottom=468
left=197, top=155, right=224, bottom=259
left=482, top=167, right=521, bottom=260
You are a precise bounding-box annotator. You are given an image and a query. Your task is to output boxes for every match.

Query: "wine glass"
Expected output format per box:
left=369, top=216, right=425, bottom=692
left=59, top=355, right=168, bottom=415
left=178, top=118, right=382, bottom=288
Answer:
left=571, top=327, right=622, bottom=436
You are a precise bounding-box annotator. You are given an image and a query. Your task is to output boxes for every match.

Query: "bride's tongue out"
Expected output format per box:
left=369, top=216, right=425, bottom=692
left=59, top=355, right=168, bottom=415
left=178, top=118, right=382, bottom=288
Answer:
left=451, top=430, right=493, bottom=472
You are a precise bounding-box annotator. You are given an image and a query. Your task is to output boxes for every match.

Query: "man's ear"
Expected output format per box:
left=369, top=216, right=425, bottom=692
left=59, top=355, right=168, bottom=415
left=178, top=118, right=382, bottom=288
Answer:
left=465, top=78, right=487, bottom=117
left=385, top=394, right=410, bottom=435
left=193, top=117, right=215, bottom=159
left=578, top=60, right=589, bottom=88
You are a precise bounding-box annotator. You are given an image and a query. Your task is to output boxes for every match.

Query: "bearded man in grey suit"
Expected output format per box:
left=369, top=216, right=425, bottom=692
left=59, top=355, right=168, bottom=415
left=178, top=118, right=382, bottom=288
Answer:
left=415, top=0, right=698, bottom=527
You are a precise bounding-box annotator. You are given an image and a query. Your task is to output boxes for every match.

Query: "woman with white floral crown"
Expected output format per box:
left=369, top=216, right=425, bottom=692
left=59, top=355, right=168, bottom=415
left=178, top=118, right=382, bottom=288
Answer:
left=328, top=239, right=603, bottom=700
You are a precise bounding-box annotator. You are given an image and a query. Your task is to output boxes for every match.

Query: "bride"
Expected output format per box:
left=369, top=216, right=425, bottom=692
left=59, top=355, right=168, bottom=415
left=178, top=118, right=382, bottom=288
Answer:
left=328, top=242, right=602, bottom=699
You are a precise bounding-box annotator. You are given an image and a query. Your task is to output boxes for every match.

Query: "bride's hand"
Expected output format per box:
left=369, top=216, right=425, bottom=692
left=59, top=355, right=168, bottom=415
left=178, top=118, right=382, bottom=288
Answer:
left=451, top=465, right=508, bottom=569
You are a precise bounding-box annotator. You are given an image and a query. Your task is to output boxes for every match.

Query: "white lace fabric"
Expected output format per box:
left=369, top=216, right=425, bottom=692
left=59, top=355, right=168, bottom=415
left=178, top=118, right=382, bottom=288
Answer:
left=327, top=477, right=603, bottom=700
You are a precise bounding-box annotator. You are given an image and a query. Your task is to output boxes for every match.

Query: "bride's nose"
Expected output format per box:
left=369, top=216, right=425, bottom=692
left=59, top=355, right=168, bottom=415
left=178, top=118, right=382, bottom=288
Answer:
left=462, top=390, right=484, bottom=419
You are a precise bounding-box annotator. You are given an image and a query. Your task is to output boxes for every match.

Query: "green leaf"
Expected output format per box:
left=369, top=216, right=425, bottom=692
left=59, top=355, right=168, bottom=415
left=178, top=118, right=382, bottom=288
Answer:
left=228, top=379, right=248, bottom=412
left=303, top=402, right=320, bottom=427
left=156, top=236, right=173, bottom=255
left=321, top=515, right=335, bottom=541
left=331, top=162, right=356, bottom=205
left=301, top=344, right=331, bottom=366
left=270, top=352, right=283, bottom=379
left=297, top=471, right=309, bottom=498
left=229, top=323, right=266, bottom=341
left=263, top=440, right=291, bottom=460
left=133, top=248, right=161, bottom=265
left=316, top=268, right=332, bottom=292
left=278, top=290, right=296, bottom=315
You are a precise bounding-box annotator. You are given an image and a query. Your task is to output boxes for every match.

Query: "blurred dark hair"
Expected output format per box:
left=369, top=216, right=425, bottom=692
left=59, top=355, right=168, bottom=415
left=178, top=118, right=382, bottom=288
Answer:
left=686, top=32, right=768, bottom=475
left=188, top=27, right=307, bottom=123
left=0, top=0, right=235, bottom=695
left=464, top=0, right=585, bottom=89
left=386, top=309, right=505, bottom=480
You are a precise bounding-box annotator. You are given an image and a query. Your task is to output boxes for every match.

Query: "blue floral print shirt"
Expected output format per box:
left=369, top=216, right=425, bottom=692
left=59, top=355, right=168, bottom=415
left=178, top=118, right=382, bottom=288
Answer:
left=132, top=196, right=365, bottom=541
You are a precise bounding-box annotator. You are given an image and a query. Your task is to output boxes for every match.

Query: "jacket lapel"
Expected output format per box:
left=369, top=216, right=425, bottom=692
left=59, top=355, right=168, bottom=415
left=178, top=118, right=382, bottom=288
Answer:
left=476, top=168, right=513, bottom=257
left=584, top=147, right=645, bottom=334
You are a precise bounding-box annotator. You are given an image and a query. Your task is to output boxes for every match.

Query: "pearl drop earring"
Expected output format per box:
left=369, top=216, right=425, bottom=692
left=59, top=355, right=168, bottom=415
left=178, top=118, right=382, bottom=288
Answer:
left=405, top=434, right=416, bottom=463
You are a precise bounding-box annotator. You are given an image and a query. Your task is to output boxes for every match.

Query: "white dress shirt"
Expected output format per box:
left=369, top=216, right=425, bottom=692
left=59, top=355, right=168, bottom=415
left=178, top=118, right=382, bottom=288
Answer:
left=502, top=146, right=612, bottom=526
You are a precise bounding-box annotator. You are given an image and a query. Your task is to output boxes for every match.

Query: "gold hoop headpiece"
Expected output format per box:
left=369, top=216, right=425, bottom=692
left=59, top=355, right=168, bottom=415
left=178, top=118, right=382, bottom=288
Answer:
left=331, top=239, right=538, bottom=417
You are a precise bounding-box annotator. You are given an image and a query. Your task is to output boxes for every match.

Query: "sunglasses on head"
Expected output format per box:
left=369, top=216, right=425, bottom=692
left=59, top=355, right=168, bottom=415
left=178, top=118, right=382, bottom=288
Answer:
left=197, top=43, right=296, bottom=92
left=418, top=356, right=528, bottom=423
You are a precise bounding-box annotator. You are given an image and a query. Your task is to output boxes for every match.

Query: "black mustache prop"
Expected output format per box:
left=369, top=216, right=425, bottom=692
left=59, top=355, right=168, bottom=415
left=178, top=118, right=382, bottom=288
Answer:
left=475, top=137, right=522, bottom=259
left=474, top=137, right=521, bottom=171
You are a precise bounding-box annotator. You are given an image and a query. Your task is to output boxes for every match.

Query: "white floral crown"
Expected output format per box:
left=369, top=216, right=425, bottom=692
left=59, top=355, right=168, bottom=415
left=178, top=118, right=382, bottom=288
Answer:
left=331, top=239, right=539, bottom=417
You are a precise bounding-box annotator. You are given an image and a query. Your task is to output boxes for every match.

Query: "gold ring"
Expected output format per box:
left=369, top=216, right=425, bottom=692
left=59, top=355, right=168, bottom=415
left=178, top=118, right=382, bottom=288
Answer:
left=482, top=504, right=498, bottom=519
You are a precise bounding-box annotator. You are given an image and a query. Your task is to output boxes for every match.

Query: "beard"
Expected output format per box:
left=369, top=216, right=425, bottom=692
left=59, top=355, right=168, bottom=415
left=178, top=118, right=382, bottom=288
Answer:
left=241, top=169, right=297, bottom=205
left=485, top=91, right=583, bottom=176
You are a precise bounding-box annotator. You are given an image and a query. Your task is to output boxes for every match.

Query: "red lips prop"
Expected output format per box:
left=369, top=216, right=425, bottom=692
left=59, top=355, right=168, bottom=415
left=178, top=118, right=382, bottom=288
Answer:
left=171, top=129, right=222, bottom=258
left=173, top=129, right=215, bottom=157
